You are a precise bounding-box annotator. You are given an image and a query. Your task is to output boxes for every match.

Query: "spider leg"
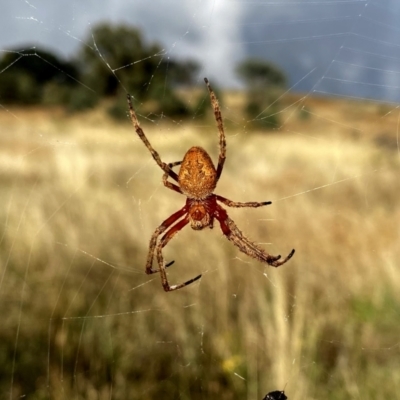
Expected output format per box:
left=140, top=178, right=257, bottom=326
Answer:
left=127, top=94, right=179, bottom=182
left=216, top=195, right=271, bottom=208
left=215, top=205, right=295, bottom=267
left=204, top=78, right=226, bottom=182
left=156, top=216, right=202, bottom=292
left=145, top=205, right=187, bottom=275
left=163, top=161, right=183, bottom=195
left=168, top=161, right=182, bottom=168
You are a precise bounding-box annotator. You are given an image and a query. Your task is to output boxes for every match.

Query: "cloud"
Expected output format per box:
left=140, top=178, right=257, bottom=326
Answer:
left=1, top=0, right=400, bottom=100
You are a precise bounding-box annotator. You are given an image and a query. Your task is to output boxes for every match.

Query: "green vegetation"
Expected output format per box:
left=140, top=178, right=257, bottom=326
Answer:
left=236, top=58, right=287, bottom=129
left=0, top=47, right=79, bottom=105
left=0, top=24, right=289, bottom=125
left=0, top=23, right=200, bottom=118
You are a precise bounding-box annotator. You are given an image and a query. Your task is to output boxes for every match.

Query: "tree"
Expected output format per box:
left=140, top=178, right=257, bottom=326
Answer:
left=236, top=58, right=286, bottom=90
left=0, top=24, right=200, bottom=117
left=236, top=58, right=287, bottom=129
left=78, top=23, right=198, bottom=118
left=78, top=23, right=165, bottom=99
left=0, top=47, right=79, bottom=104
left=159, top=59, right=200, bottom=86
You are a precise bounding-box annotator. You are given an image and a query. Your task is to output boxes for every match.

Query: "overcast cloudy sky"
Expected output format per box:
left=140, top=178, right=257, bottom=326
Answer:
left=1, top=0, right=400, bottom=101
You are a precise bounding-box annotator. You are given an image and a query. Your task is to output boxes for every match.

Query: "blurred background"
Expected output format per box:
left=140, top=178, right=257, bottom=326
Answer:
left=1, top=1, right=399, bottom=399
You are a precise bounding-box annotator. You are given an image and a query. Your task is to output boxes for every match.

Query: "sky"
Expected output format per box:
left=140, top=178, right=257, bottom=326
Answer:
left=1, top=0, right=400, bottom=101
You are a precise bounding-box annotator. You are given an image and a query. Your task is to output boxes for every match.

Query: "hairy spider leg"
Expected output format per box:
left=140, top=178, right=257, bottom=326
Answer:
left=270, top=249, right=295, bottom=267
left=162, top=161, right=183, bottom=195
left=156, top=216, right=202, bottom=292
left=216, top=194, right=272, bottom=208
left=127, top=94, right=179, bottom=182
left=168, top=161, right=183, bottom=168
left=145, top=205, right=188, bottom=274
left=204, top=78, right=226, bottom=182
left=215, top=204, right=295, bottom=267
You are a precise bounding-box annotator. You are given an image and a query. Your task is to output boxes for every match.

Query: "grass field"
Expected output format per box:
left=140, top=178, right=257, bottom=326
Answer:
left=0, top=94, right=399, bottom=399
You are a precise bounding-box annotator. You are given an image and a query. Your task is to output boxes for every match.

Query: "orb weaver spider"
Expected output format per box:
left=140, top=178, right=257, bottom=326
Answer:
left=127, top=78, right=295, bottom=292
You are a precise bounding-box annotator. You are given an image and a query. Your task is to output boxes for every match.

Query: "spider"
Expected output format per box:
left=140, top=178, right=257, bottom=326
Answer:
left=127, top=77, right=295, bottom=292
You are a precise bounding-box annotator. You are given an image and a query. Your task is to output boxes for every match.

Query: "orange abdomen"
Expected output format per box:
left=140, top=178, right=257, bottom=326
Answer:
left=178, top=146, right=217, bottom=199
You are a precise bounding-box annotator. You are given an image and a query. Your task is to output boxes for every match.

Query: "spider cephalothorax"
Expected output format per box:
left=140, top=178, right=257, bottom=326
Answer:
left=127, top=78, right=295, bottom=292
left=187, top=199, right=212, bottom=230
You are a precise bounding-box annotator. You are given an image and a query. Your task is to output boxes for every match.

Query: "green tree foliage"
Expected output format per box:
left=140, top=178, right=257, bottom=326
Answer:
left=0, top=48, right=79, bottom=104
left=236, top=58, right=286, bottom=89
left=78, top=23, right=164, bottom=99
left=0, top=24, right=200, bottom=117
left=78, top=23, right=198, bottom=118
left=159, top=59, right=200, bottom=86
left=236, top=58, right=286, bottom=129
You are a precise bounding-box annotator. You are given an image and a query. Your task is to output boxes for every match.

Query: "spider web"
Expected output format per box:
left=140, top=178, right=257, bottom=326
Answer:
left=1, top=1, right=400, bottom=399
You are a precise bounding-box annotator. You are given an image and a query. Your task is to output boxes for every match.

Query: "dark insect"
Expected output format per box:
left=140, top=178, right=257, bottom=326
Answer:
left=263, top=390, right=288, bottom=400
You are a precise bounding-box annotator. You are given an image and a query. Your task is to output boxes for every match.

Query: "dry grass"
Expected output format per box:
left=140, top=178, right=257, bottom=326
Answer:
left=0, top=95, right=399, bottom=400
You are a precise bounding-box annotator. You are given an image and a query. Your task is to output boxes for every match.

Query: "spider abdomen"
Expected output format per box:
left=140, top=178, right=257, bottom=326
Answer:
left=178, top=146, right=217, bottom=199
